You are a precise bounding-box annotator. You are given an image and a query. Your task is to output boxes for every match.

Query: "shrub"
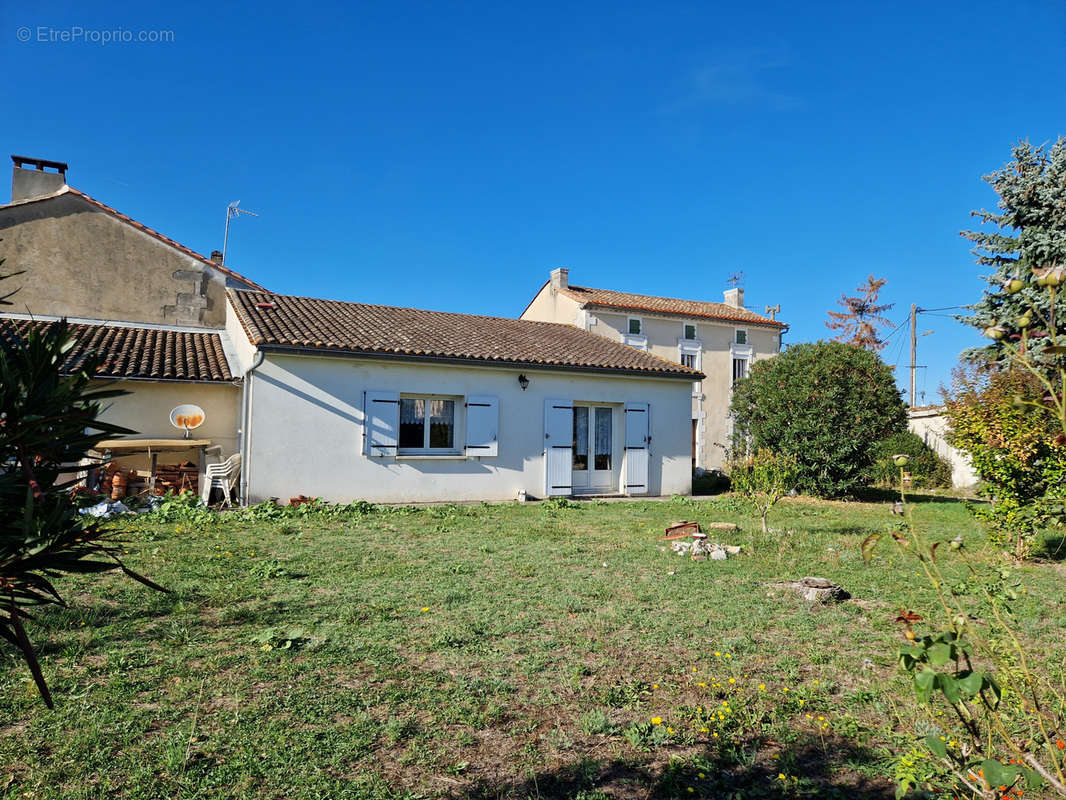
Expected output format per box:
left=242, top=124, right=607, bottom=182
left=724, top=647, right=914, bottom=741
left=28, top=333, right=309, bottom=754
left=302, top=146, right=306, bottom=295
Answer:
left=942, top=366, right=1066, bottom=557
left=730, top=340, right=906, bottom=497
left=867, top=431, right=953, bottom=489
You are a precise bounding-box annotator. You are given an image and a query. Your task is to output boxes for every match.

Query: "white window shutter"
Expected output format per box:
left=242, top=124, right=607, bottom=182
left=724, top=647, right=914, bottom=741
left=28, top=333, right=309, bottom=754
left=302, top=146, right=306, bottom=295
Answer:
left=624, top=402, right=650, bottom=495
left=544, top=398, right=573, bottom=496
left=364, top=390, right=399, bottom=457
left=465, top=395, right=499, bottom=457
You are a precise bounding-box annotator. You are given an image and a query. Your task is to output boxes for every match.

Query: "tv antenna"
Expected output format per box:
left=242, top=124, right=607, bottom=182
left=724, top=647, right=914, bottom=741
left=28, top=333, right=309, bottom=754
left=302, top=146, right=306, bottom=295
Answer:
left=221, top=200, right=259, bottom=266
left=726, top=271, right=745, bottom=288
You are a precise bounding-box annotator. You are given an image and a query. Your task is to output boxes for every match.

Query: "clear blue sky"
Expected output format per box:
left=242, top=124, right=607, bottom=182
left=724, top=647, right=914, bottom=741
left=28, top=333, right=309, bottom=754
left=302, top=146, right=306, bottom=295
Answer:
left=3, top=0, right=1064, bottom=402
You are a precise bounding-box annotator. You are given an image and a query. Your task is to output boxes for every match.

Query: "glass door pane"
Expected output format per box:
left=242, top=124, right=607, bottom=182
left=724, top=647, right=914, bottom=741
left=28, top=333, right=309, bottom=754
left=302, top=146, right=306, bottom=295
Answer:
left=594, top=407, right=612, bottom=471
left=572, top=406, right=589, bottom=470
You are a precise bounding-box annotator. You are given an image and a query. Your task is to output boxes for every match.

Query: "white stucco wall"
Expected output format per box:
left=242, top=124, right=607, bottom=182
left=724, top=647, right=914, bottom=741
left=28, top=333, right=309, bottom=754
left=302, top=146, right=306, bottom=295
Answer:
left=242, top=352, right=693, bottom=503
left=908, top=406, right=978, bottom=490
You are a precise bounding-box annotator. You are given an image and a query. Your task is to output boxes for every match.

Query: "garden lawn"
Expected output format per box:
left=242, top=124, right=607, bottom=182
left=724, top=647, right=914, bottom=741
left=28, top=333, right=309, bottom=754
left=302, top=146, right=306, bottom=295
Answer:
left=1, top=494, right=1065, bottom=799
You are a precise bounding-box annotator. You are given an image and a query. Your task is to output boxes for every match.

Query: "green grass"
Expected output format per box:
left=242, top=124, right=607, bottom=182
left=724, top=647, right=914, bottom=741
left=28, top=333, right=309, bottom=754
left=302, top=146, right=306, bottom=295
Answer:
left=2, top=494, right=1065, bottom=799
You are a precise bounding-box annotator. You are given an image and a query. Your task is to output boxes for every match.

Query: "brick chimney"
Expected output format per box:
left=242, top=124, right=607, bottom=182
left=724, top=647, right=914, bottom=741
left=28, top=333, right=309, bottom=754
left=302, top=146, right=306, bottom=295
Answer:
left=724, top=287, right=744, bottom=308
left=550, top=267, right=569, bottom=290
left=11, top=155, right=68, bottom=203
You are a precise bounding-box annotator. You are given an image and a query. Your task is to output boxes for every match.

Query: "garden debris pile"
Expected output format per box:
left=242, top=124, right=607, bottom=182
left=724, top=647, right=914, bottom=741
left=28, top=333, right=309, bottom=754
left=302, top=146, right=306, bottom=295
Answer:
left=661, top=521, right=741, bottom=560
left=670, top=538, right=741, bottom=560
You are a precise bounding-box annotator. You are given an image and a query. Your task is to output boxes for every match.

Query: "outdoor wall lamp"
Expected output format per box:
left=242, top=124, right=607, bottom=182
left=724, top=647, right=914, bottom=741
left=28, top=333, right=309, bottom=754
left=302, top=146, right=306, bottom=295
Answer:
left=518, top=374, right=530, bottom=390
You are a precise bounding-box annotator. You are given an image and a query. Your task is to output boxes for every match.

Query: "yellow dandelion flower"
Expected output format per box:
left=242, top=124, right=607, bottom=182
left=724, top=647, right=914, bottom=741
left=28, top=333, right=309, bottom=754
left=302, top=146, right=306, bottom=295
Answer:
left=714, top=651, right=721, bottom=657
left=653, top=684, right=659, bottom=689
left=651, top=716, right=662, bottom=725
left=713, top=732, right=718, bottom=737
left=698, top=772, right=705, bottom=778
left=421, top=607, right=429, bottom=612
left=728, top=678, right=736, bottom=684
left=697, top=682, right=706, bottom=687
left=725, top=654, right=732, bottom=659
left=667, top=727, right=674, bottom=733
left=778, top=773, right=787, bottom=780
left=782, top=687, right=790, bottom=693
left=759, top=683, right=766, bottom=691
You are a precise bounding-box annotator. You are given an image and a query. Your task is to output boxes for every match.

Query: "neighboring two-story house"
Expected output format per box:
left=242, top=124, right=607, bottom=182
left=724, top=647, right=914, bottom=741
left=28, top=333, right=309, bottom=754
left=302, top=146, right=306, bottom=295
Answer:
left=520, top=268, right=787, bottom=472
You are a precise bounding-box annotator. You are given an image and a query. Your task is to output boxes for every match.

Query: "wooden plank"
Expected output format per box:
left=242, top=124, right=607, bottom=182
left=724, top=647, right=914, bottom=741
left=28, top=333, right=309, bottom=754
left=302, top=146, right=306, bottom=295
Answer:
left=94, top=439, right=212, bottom=451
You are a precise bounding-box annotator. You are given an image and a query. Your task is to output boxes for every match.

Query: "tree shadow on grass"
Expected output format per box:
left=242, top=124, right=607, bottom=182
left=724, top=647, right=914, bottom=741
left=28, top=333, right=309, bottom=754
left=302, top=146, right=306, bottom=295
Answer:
left=849, top=487, right=971, bottom=505
left=1037, top=533, right=1066, bottom=562
left=453, top=735, right=895, bottom=800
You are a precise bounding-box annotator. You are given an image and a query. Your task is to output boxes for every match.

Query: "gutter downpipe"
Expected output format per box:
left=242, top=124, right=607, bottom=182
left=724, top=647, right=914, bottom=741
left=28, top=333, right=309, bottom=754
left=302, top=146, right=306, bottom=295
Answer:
left=238, top=349, right=266, bottom=505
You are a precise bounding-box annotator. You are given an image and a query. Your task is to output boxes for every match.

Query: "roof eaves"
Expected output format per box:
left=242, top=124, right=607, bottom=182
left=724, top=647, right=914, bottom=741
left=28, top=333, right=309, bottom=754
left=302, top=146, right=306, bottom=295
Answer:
left=256, top=341, right=703, bottom=380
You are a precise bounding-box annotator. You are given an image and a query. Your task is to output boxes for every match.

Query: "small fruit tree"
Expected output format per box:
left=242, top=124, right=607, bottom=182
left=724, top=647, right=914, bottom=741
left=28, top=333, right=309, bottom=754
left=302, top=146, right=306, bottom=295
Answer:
left=727, top=448, right=799, bottom=534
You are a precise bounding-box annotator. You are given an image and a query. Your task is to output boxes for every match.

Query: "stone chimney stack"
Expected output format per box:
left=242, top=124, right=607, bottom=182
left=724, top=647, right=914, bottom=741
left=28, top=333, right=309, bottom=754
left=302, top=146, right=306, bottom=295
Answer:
left=550, top=267, right=569, bottom=290
left=11, top=155, right=68, bottom=203
left=210, top=250, right=224, bottom=264
left=724, top=287, right=744, bottom=308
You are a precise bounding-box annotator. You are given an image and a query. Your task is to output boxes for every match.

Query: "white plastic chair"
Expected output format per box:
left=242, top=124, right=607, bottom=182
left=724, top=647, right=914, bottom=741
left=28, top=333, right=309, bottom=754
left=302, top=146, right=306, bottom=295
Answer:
left=201, top=453, right=241, bottom=507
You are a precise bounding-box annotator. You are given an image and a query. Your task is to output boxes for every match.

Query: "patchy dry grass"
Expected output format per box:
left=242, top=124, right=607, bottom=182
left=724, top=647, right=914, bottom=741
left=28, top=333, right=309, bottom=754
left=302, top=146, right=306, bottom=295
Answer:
left=2, top=494, right=1064, bottom=799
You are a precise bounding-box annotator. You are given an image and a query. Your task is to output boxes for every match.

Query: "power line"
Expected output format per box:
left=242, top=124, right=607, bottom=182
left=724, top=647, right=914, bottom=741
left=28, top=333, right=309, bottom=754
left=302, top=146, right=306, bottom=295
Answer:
left=919, top=304, right=969, bottom=313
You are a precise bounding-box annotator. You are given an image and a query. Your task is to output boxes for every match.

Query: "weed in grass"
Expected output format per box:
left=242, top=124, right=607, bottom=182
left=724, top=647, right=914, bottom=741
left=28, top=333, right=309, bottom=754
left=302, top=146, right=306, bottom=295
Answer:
left=579, top=709, right=615, bottom=736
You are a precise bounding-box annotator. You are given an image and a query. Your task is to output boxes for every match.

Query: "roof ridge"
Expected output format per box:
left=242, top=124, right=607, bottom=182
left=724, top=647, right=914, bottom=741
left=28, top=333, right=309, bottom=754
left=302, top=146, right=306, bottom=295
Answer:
left=2, top=185, right=267, bottom=291
left=63, top=187, right=267, bottom=291
left=229, top=288, right=615, bottom=331
left=559, top=283, right=785, bottom=328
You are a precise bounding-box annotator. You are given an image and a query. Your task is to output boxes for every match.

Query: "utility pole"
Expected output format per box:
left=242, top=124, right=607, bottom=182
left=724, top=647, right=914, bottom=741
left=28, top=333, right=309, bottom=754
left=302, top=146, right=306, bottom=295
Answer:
left=909, top=303, right=918, bottom=408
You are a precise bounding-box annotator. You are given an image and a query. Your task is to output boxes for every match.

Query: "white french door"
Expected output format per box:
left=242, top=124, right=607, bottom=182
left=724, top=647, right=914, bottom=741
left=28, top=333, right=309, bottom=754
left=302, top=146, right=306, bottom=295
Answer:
left=571, top=405, right=614, bottom=492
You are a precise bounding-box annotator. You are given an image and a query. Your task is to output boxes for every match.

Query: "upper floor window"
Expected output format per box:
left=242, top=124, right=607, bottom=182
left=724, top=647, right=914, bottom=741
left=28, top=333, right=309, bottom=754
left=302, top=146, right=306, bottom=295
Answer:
left=683, top=323, right=697, bottom=340
left=681, top=353, right=697, bottom=369
left=399, top=396, right=456, bottom=451
left=735, top=329, right=748, bottom=345
left=732, top=357, right=748, bottom=384
left=628, top=317, right=643, bottom=335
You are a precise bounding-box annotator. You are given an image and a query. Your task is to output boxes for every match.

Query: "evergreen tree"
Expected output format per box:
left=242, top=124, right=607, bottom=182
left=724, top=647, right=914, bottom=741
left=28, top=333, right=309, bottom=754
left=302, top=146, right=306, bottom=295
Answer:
left=960, top=138, right=1066, bottom=369
left=825, top=275, right=894, bottom=350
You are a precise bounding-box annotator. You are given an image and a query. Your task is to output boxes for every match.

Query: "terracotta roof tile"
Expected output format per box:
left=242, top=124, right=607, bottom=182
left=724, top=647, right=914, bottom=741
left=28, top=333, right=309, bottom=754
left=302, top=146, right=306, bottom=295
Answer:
left=558, top=285, right=786, bottom=327
left=0, top=317, right=234, bottom=382
left=229, top=291, right=702, bottom=379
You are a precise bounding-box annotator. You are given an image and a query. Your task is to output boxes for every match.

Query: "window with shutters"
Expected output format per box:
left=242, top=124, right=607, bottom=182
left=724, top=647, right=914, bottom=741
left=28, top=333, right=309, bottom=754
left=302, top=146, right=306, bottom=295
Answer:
left=398, top=395, right=458, bottom=452
left=735, top=328, right=748, bottom=345
left=683, top=323, right=697, bottom=340
left=628, top=317, right=643, bottom=335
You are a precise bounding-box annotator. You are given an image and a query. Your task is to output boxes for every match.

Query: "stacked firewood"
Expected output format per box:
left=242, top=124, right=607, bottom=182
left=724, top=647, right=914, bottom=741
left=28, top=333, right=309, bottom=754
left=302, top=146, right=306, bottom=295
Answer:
left=154, top=462, right=198, bottom=495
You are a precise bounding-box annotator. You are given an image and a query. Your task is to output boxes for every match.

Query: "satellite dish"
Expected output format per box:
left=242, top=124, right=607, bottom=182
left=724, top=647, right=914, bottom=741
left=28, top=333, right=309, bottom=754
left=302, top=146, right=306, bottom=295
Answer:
left=170, top=404, right=206, bottom=439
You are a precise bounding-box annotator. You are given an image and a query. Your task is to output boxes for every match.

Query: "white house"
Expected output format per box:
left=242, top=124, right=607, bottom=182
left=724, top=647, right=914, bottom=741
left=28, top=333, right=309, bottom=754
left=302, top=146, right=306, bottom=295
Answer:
left=225, top=290, right=702, bottom=503
left=520, top=268, right=786, bottom=471
left=908, top=405, right=978, bottom=490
